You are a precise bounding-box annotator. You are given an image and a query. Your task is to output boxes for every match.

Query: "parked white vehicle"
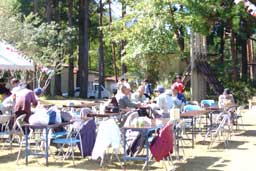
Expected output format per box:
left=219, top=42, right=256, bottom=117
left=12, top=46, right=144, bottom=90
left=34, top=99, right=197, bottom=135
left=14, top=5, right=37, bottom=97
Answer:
left=63, top=83, right=110, bottom=99
left=87, top=83, right=110, bottom=99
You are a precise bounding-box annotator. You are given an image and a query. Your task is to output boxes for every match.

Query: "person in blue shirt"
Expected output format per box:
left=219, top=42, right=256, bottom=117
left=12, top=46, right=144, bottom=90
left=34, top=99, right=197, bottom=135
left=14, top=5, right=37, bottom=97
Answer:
left=143, top=79, right=152, bottom=99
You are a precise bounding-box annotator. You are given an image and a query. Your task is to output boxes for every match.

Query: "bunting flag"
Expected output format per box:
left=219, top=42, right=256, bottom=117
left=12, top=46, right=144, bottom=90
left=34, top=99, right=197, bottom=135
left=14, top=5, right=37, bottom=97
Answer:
left=234, top=0, right=256, bottom=17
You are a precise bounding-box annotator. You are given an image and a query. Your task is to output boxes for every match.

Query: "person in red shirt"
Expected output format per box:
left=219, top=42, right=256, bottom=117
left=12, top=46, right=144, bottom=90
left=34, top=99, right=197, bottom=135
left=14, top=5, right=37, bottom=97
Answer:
left=171, top=74, right=184, bottom=93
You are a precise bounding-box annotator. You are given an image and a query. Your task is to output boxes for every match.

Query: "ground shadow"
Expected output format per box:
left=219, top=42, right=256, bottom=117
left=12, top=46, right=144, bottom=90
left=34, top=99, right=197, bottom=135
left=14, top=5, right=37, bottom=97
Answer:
left=175, top=156, right=222, bottom=171
left=67, top=154, right=161, bottom=170
left=237, top=130, right=256, bottom=137
left=211, top=140, right=248, bottom=150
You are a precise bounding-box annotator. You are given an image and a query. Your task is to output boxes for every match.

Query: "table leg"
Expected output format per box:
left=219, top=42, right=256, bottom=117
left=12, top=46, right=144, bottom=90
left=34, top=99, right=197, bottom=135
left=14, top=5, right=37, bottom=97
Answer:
left=25, top=126, right=28, bottom=165
left=146, top=131, right=149, bottom=170
left=45, top=128, right=49, bottom=166
left=191, top=118, right=194, bottom=148
left=123, top=129, right=126, bottom=168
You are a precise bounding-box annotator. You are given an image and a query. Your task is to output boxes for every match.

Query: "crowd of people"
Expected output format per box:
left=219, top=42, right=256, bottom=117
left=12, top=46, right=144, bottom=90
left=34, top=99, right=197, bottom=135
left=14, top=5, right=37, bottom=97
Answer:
left=0, top=74, right=237, bottom=126
left=107, top=74, right=187, bottom=119
left=0, top=78, right=43, bottom=123
left=108, top=74, right=236, bottom=121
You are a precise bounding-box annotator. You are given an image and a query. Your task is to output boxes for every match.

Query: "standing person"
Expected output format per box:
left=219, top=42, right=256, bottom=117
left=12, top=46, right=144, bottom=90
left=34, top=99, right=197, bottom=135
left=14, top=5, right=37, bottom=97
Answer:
left=143, top=79, right=152, bottom=99
left=171, top=86, right=186, bottom=105
left=10, top=78, right=23, bottom=93
left=171, top=74, right=184, bottom=94
left=14, top=84, right=38, bottom=123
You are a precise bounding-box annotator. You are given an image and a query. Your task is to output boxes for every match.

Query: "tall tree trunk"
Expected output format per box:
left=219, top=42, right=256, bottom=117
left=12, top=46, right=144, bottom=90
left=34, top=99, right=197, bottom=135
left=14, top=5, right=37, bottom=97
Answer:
left=33, top=0, right=38, bottom=14
left=241, top=38, right=248, bottom=80
left=247, top=39, right=254, bottom=80
left=33, top=0, right=38, bottom=89
left=190, top=32, right=207, bottom=101
left=46, top=0, right=51, bottom=23
left=219, top=25, right=225, bottom=63
left=108, top=0, right=118, bottom=82
left=98, top=0, right=105, bottom=98
left=79, top=0, right=89, bottom=98
left=54, top=1, right=62, bottom=96
left=44, top=0, right=52, bottom=95
left=120, top=0, right=127, bottom=76
left=68, top=0, right=74, bottom=97
left=230, top=29, right=238, bottom=80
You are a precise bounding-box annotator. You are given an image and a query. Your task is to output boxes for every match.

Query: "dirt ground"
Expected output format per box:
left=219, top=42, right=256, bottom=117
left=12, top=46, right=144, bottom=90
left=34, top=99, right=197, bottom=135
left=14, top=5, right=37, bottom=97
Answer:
left=0, top=104, right=255, bottom=171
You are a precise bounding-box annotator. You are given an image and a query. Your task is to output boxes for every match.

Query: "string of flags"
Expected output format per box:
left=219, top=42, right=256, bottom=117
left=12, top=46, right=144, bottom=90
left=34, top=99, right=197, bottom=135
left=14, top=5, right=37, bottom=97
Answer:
left=234, top=0, right=256, bottom=17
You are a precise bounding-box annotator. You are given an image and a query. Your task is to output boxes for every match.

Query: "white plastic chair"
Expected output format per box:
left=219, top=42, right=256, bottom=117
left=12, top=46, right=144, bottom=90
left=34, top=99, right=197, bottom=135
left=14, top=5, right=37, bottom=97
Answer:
left=0, top=114, right=12, bottom=149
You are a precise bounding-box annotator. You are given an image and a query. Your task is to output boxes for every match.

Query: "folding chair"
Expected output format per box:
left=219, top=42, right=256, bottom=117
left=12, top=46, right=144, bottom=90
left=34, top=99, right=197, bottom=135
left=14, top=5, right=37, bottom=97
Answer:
left=233, top=105, right=245, bottom=130
left=52, top=121, right=84, bottom=165
left=15, top=114, right=39, bottom=164
left=200, top=99, right=217, bottom=108
left=0, top=114, right=12, bottom=149
left=204, top=113, right=231, bottom=148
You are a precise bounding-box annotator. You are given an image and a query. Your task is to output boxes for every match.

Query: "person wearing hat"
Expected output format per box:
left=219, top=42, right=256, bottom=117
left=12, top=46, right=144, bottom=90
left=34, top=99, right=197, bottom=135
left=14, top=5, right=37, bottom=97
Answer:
left=152, top=87, right=182, bottom=118
left=218, top=88, right=235, bottom=109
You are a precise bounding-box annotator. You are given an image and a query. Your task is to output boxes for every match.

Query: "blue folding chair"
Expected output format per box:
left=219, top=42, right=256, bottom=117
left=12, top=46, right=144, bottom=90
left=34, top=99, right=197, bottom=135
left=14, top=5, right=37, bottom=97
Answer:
left=200, top=99, right=217, bottom=108
left=52, top=121, right=84, bottom=165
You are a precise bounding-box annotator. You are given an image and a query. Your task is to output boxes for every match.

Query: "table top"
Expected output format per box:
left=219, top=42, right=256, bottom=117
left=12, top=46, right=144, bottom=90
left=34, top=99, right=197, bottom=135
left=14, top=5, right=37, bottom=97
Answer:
left=180, top=110, right=209, bottom=118
left=123, top=118, right=170, bottom=129
left=24, top=121, right=73, bottom=129
left=204, top=107, right=222, bottom=111
left=88, top=112, right=121, bottom=118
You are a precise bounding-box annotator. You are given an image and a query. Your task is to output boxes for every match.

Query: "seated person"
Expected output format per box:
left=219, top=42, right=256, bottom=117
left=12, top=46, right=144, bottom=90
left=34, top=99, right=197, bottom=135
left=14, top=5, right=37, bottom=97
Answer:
left=115, top=85, right=141, bottom=110
left=152, top=87, right=182, bottom=118
left=218, top=88, right=235, bottom=109
left=108, top=88, right=118, bottom=107
left=131, top=85, right=147, bottom=103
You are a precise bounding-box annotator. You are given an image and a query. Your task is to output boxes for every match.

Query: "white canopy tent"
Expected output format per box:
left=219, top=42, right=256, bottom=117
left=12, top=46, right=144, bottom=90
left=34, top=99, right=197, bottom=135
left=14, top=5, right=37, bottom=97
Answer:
left=0, top=40, right=34, bottom=71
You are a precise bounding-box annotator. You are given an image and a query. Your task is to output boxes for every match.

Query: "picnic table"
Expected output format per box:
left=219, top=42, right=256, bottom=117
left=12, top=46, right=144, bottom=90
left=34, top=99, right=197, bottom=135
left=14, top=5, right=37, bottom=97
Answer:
left=180, top=110, right=209, bottom=148
left=122, top=118, right=170, bottom=170
left=23, top=121, right=73, bottom=166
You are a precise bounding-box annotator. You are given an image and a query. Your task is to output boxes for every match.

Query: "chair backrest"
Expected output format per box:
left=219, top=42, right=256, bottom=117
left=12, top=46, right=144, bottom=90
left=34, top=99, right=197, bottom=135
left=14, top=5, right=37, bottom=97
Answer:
left=216, top=114, right=230, bottom=130
left=200, top=99, right=217, bottom=107
left=0, top=115, right=11, bottom=124
left=0, top=115, right=12, bottom=131
left=12, top=114, right=26, bottom=136
left=184, top=104, right=202, bottom=111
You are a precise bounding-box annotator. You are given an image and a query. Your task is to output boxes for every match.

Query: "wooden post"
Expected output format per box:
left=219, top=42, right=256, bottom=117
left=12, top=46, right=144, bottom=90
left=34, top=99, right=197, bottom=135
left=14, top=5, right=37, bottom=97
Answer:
left=190, top=32, right=207, bottom=101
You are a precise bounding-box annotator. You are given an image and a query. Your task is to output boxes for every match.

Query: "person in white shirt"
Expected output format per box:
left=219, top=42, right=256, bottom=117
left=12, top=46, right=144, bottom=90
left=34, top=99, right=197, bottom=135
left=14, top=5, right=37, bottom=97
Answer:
left=153, top=87, right=182, bottom=118
left=1, top=93, right=16, bottom=115
left=131, top=85, right=147, bottom=103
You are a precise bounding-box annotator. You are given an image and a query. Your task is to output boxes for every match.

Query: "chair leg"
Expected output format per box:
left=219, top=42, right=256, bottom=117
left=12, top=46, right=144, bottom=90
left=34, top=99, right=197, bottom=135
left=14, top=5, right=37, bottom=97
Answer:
left=114, top=149, right=124, bottom=169
left=16, top=141, right=23, bottom=164
left=100, top=153, right=105, bottom=167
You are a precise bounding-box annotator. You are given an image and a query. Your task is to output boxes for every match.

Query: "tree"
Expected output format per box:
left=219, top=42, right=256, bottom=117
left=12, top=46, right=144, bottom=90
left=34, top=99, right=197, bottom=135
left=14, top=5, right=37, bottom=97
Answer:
left=68, top=0, right=75, bottom=97
left=98, top=0, right=105, bottom=98
left=79, top=0, right=89, bottom=98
